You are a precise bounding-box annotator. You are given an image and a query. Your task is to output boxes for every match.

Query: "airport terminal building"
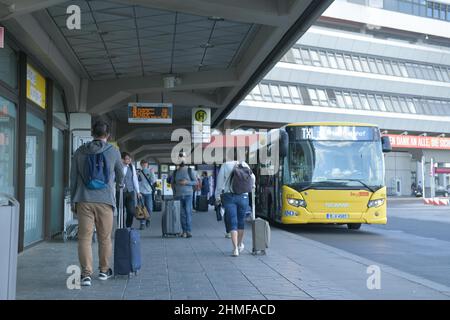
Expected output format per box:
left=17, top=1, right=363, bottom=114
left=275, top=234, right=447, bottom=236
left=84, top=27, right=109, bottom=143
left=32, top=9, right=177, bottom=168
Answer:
left=229, top=0, right=450, bottom=197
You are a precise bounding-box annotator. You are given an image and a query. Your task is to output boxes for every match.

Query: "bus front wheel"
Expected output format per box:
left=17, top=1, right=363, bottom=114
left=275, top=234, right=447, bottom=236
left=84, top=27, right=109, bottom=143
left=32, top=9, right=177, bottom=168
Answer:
left=347, top=223, right=361, bottom=230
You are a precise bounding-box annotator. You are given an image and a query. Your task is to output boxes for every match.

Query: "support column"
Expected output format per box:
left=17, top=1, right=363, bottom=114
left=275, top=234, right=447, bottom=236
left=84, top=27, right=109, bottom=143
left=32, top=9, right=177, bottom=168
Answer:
left=44, top=79, right=54, bottom=240
left=17, top=52, right=27, bottom=253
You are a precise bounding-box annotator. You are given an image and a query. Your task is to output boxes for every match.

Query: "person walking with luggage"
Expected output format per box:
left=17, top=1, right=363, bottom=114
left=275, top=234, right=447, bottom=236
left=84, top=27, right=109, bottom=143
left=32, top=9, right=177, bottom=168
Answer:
left=201, top=171, right=210, bottom=197
left=215, top=158, right=255, bottom=257
left=137, top=160, right=155, bottom=229
left=70, top=121, right=124, bottom=286
left=169, top=152, right=197, bottom=238
left=119, top=152, right=142, bottom=228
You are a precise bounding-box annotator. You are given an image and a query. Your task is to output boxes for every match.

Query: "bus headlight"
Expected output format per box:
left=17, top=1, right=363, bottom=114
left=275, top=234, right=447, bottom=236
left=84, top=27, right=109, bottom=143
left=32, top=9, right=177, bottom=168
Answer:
left=287, top=198, right=306, bottom=208
left=368, top=199, right=384, bottom=208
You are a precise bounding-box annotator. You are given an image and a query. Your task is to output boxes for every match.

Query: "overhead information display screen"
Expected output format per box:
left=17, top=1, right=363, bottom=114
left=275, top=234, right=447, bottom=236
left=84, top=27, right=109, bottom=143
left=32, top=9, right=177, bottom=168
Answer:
left=128, top=103, right=173, bottom=124
left=289, top=126, right=377, bottom=141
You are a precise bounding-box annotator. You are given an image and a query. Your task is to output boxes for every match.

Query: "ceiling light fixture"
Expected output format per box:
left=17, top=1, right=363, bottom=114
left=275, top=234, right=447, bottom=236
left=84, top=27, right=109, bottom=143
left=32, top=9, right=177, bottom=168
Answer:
left=200, top=43, right=214, bottom=49
left=208, top=16, right=224, bottom=21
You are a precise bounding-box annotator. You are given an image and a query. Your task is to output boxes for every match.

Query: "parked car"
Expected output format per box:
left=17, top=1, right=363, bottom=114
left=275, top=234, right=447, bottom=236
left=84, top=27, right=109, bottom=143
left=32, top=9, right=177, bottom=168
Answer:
left=435, top=186, right=449, bottom=197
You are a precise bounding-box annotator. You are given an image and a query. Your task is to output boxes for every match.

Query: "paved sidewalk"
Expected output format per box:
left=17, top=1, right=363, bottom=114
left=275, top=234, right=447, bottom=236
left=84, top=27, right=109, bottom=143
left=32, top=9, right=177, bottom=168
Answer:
left=16, top=207, right=450, bottom=300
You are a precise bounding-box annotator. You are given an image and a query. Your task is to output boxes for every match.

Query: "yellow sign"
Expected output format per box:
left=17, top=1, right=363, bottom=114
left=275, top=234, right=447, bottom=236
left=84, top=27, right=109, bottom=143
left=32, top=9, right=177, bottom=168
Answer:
left=27, top=64, right=46, bottom=109
left=195, top=110, right=208, bottom=123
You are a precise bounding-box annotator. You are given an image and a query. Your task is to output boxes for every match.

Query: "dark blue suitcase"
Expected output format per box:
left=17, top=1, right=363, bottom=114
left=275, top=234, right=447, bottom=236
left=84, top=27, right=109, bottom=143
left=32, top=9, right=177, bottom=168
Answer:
left=114, top=188, right=141, bottom=276
left=196, top=195, right=208, bottom=212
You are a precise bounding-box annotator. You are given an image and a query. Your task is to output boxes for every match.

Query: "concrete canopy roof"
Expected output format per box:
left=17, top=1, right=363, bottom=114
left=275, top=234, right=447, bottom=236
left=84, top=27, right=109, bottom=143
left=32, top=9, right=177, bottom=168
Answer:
left=1, top=0, right=333, bottom=163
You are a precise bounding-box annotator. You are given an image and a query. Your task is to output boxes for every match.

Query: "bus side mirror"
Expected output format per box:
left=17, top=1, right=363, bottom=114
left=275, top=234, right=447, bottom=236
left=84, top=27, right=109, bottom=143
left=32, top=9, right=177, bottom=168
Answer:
left=381, top=136, right=392, bottom=153
left=279, top=129, right=288, bottom=158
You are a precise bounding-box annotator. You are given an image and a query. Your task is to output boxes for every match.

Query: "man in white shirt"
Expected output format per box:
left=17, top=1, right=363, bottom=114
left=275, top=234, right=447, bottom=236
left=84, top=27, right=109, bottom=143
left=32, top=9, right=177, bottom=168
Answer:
left=215, top=155, right=255, bottom=257
left=119, top=152, right=142, bottom=228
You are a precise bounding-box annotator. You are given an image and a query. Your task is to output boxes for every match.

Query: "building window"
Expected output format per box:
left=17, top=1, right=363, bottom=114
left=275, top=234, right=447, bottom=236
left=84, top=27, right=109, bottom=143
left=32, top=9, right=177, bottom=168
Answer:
left=351, top=93, right=362, bottom=109
left=376, top=59, right=386, bottom=74
left=343, top=92, right=354, bottom=108
left=360, top=94, right=371, bottom=110
left=398, top=0, right=413, bottom=13
left=367, top=94, right=379, bottom=111
left=360, top=57, right=371, bottom=73
left=280, top=85, right=292, bottom=103
left=335, top=91, right=346, bottom=108
left=319, top=51, right=329, bottom=68
left=310, top=50, right=321, bottom=67
left=251, top=85, right=263, bottom=101
left=390, top=96, right=402, bottom=113
left=398, top=97, right=410, bottom=113
left=368, top=58, right=378, bottom=73
left=375, top=95, right=387, bottom=111
left=327, top=89, right=337, bottom=107
left=384, top=60, right=395, bottom=76
left=300, top=49, right=312, bottom=65
left=308, top=88, right=319, bottom=105
left=398, top=63, right=409, bottom=77
left=327, top=52, right=338, bottom=69
left=270, top=84, right=282, bottom=103
left=344, top=55, right=355, bottom=71
left=289, top=85, right=302, bottom=104
left=260, top=84, right=272, bottom=101
left=382, top=96, right=394, bottom=112
left=317, top=89, right=328, bottom=106
left=246, top=81, right=450, bottom=116
left=352, top=56, right=363, bottom=72
left=434, top=66, right=444, bottom=81
left=0, top=44, right=18, bottom=89
left=335, top=53, right=346, bottom=69
left=391, top=61, right=402, bottom=76
left=292, top=48, right=302, bottom=63
left=53, top=86, right=67, bottom=124
left=0, top=97, right=16, bottom=196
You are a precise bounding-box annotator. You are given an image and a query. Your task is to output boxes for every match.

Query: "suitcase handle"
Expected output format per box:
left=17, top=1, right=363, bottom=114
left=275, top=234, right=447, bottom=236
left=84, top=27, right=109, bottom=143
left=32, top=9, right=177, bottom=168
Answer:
left=251, top=187, right=256, bottom=221
left=118, top=187, right=124, bottom=229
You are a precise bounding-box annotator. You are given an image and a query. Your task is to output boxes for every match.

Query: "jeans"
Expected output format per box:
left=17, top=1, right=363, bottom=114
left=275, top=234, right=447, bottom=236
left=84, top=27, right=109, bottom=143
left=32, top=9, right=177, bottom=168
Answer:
left=141, top=193, right=153, bottom=218
left=222, top=193, right=249, bottom=231
left=179, top=195, right=193, bottom=233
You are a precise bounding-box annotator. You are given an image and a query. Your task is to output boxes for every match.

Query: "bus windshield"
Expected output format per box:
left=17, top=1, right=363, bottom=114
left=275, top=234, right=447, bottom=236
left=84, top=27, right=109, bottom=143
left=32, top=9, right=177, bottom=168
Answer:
left=283, top=130, right=384, bottom=191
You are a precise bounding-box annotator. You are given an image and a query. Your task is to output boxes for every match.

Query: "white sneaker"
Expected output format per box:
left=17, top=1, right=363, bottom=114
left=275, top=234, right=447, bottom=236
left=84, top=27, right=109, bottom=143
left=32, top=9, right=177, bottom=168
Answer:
left=231, top=248, right=239, bottom=257
left=224, top=233, right=231, bottom=239
left=238, top=243, right=245, bottom=253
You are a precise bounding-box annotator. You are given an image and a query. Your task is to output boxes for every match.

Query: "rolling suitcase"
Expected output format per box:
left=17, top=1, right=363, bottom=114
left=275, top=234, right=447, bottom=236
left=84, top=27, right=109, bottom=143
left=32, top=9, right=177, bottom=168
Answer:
left=196, top=195, right=208, bottom=212
left=153, top=190, right=162, bottom=212
left=114, top=187, right=142, bottom=276
left=161, top=199, right=182, bottom=237
left=251, top=191, right=271, bottom=255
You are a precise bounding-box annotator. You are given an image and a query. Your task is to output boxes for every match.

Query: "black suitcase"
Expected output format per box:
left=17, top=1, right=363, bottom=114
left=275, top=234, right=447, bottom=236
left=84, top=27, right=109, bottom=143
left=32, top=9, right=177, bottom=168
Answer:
left=196, top=195, right=208, bottom=212
left=153, top=190, right=162, bottom=212
left=114, top=188, right=142, bottom=276
left=153, top=200, right=162, bottom=212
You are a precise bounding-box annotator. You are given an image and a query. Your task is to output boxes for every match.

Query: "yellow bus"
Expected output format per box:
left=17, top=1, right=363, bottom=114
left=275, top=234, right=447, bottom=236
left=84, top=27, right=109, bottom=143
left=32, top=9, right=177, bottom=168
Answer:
left=253, top=122, right=392, bottom=230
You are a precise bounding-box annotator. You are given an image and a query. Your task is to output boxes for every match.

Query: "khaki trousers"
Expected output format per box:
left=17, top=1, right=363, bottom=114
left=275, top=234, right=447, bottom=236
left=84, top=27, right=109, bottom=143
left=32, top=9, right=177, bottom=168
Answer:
left=77, top=203, right=113, bottom=276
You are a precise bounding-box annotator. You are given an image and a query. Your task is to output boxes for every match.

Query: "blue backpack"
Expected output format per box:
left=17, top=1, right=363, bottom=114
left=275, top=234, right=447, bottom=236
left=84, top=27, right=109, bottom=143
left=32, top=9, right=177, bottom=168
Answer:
left=84, top=144, right=112, bottom=190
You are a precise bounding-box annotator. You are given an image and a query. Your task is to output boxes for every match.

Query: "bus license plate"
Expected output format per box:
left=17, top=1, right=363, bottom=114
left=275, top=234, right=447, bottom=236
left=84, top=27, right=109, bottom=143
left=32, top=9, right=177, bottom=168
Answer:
left=326, top=214, right=349, bottom=219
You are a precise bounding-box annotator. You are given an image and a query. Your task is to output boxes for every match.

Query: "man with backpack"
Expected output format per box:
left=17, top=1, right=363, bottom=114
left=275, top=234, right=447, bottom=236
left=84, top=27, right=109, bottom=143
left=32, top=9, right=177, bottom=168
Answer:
left=215, top=154, right=255, bottom=257
left=168, top=152, right=197, bottom=238
left=70, top=121, right=124, bottom=286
